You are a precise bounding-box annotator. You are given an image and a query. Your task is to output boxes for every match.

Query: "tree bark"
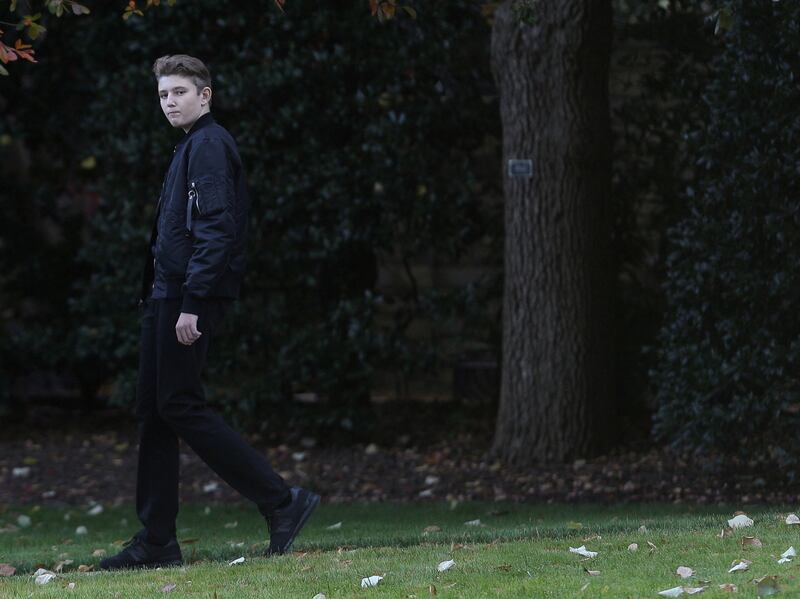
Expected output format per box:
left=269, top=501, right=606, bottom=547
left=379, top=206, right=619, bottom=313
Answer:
left=490, top=0, right=613, bottom=464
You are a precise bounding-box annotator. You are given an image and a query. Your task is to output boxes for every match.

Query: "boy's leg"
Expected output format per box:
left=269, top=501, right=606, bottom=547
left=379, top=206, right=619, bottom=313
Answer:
left=135, top=298, right=180, bottom=544
left=153, top=298, right=291, bottom=517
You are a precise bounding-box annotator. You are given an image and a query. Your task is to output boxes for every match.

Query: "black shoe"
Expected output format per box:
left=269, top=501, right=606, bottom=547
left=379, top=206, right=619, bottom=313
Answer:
left=266, top=487, right=320, bottom=556
left=99, top=529, right=183, bottom=571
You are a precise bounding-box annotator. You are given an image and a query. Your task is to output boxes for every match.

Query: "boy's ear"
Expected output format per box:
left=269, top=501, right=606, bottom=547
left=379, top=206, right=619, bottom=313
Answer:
left=201, top=86, right=212, bottom=106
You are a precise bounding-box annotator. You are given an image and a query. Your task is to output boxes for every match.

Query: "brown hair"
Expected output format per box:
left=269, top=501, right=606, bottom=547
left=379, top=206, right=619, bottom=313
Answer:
left=152, top=54, right=212, bottom=97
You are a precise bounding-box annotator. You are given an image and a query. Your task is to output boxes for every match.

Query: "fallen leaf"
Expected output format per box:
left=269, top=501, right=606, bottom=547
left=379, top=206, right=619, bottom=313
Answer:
left=740, top=536, right=762, bottom=548
left=677, top=566, right=694, bottom=578
left=17, top=515, right=31, bottom=527
left=437, top=560, right=455, bottom=572
left=228, top=557, right=245, bottom=566
left=361, top=575, right=383, bottom=588
left=75, top=526, right=88, bottom=535
left=495, top=563, right=512, bottom=572
left=727, top=559, right=751, bottom=573
left=778, top=546, right=795, bottom=564
left=785, top=513, right=800, bottom=525
left=0, top=564, right=15, bottom=577
left=718, top=583, right=737, bottom=592
left=639, top=525, right=648, bottom=533
left=583, top=534, right=602, bottom=542
left=648, top=541, right=658, bottom=551
left=580, top=582, right=590, bottom=592
left=727, top=514, right=753, bottom=529
left=326, top=522, right=343, bottom=530
left=91, top=549, right=106, bottom=557
left=685, top=587, right=706, bottom=595
left=658, top=586, right=685, bottom=597
left=627, top=543, right=639, bottom=552
left=429, top=583, right=437, bottom=595
left=202, top=482, right=219, bottom=493
left=160, top=583, right=177, bottom=593
left=423, top=526, right=442, bottom=534
left=224, top=521, right=238, bottom=529
left=567, top=521, right=583, bottom=530
left=67, top=582, right=76, bottom=589
left=312, top=594, right=326, bottom=599
left=718, top=528, right=732, bottom=538
left=754, top=575, right=780, bottom=597
left=35, top=572, right=56, bottom=585
left=584, top=568, right=600, bottom=576
left=463, top=519, right=482, bottom=527
left=77, top=565, right=93, bottom=572
left=569, top=545, right=598, bottom=558
left=87, top=505, right=103, bottom=516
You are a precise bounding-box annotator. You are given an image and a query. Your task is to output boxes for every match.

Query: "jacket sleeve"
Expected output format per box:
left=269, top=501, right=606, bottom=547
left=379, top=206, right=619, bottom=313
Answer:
left=180, top=137, right=236, bottom=315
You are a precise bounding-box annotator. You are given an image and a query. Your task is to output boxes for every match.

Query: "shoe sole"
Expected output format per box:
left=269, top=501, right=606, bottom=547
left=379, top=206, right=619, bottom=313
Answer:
left=100, top=559, right=183, bottom=572
left=276, top=492, right=321, bottom=555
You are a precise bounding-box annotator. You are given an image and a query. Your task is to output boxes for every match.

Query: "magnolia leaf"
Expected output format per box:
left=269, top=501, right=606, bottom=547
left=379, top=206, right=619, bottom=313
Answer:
left=781, top=546, right=796, bottom=559
left=16, top=515, right=31, bottom=527
left=583, top=568, right=600, bottom=576
left=312, top=595, right=326, bottom=599
left=785, top=514, right=800, bottom=525
left=75, top=526, right=88, bottom=535
left=228, top=557, right=245, bottom=566
left=437, top=559, right=455, bottom=572
left=87, top=504, right=103, bottom=516
left=638, top=525, right=648, bottom=533
left=569, top=545, right=598, bottom=558
left=463, top=519, right=481, bottom=527
left=0, top=564, right=16, bottom=577
left=685, top=588, right=706, bottom=595
left=676, top=566, right=694, bottom=578
left=755, top=575, right=780, bottom=597
left=658, top=587, right=685, bottom=597
left=727, top=514, right=753, bottom=529
left=160, top=583, right=177, bottom=593
left=326, top=522, right=342, bottom=530
left=35, top=572, right=56, bottom=585
left=718, top=583, right=737, bottom=592
left=361, top=575, right=383, bottom=588
left=727, top=559, right=751, bottom=573
left=627, top=543, right=639, bottom=552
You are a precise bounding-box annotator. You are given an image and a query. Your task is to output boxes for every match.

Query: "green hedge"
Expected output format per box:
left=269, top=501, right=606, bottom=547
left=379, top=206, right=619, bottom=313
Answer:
left=0, top=1, right=499, bottom=427
left=651, top=1, right=800, bottom=462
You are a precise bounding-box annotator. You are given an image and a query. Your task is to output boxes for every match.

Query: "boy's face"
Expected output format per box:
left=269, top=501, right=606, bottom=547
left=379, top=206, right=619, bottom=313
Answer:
left=157, top=74, right=211, bottom=132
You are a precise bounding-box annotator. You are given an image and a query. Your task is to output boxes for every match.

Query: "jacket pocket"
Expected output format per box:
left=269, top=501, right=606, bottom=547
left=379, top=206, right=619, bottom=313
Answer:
left=187, top=175, right=227, bottom=229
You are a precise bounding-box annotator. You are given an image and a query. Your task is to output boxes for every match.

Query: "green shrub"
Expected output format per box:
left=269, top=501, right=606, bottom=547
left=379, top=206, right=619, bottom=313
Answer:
left=651, top=1, right=800, bottom=463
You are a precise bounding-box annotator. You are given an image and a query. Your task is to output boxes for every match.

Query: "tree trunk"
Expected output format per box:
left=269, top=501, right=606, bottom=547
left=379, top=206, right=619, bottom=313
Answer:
left=490, top=0, right=613, bottom=464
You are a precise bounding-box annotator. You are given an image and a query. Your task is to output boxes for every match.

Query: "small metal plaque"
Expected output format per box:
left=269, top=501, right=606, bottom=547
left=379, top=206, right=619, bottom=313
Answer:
left=508, top=159, right=533, bottom=178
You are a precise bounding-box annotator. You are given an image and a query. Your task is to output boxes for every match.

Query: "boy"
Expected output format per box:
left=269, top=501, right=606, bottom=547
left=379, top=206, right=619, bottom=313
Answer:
left=100, top=55, right=319, bottom=570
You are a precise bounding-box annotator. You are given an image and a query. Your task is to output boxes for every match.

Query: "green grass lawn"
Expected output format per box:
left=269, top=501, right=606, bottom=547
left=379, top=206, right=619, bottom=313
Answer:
left=1, top=502, right=799, bottom=597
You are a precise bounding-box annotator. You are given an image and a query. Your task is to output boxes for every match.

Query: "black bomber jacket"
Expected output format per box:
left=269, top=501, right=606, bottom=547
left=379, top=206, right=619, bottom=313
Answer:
left=140, top=112, right=249, bottom=315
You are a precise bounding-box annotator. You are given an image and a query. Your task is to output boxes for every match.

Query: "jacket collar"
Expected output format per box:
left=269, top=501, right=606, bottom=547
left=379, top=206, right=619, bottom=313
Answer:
left=177, top=112, right=215, bottom=146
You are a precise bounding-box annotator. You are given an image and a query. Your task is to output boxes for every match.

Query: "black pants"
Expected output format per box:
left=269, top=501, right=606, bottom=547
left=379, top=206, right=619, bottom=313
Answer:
left=135, top=297, right=289, bottom=544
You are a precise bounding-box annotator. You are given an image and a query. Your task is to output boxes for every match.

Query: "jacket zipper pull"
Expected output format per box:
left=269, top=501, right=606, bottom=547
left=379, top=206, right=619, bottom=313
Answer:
left=186, top=181, right=198, bottom=232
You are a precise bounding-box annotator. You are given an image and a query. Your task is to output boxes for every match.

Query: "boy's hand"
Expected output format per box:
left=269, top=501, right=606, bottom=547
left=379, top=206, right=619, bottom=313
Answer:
left=176, top=312, right=202, bottom=345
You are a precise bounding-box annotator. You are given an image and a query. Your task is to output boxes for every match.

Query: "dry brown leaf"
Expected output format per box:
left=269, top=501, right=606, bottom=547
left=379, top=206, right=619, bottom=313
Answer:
left=496, top=564, right=512, bottom=572
left=0, top=563, right=15, bottom=577
left=429, top=583, right=437, bottom=595
left=77, top=565, right=93, bottom=573
left=719, top=528, right=733, bottom=538
left=584, top=567, right=601, bottom=576
left=718, top=583, right=737, bottom=592
left=740, top=536, right=762, bottom=548
left=423, top=525, right=442, bottom=534
left=647, top=541, right=658, bottom=551
left=160, top=583, right=177, bottom=593
left=583, top=534, right=602, bottom=542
